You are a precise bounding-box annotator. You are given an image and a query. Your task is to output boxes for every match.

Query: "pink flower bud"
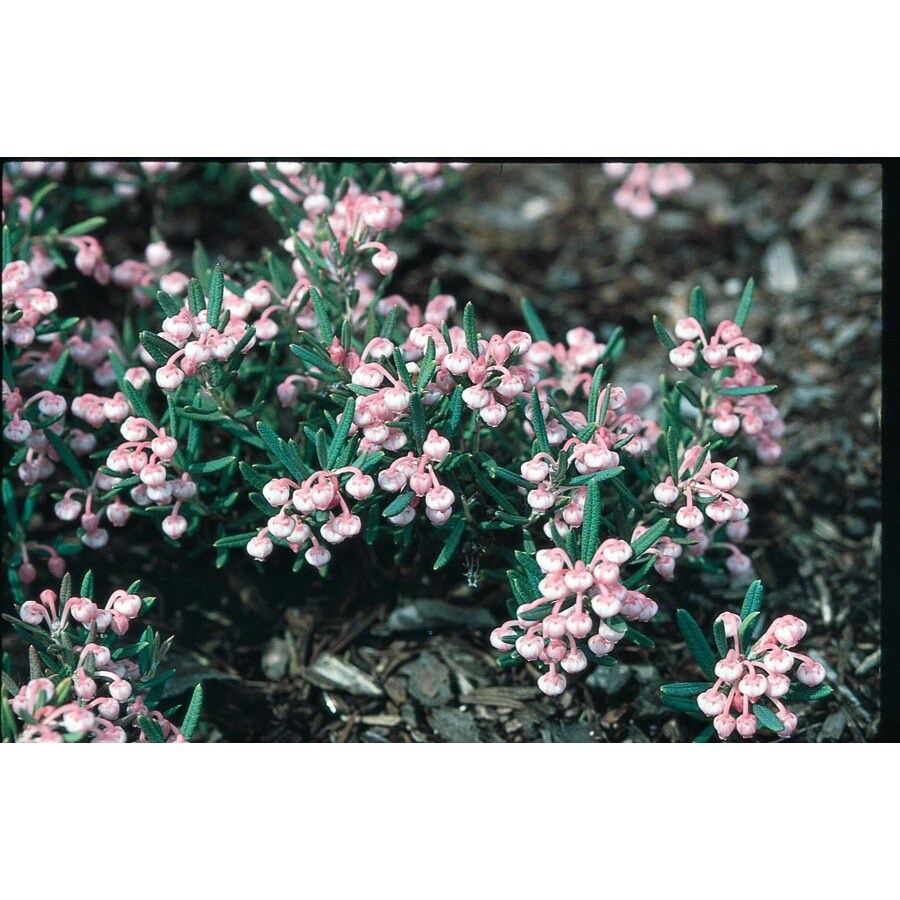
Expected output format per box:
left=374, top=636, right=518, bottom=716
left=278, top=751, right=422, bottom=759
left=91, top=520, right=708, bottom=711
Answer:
left=674, top=318, right=702, bottom=340
left=669, top=342, right=697, bottom=370
left=112, top=592, right=142, bottom=618
left=739, top=673, right=768, bottom=698
left=566, top=611, right=593, bottom=639
left=772, top=615, right=807, bottom=648
left=561, top=651, right=588, bottom=674
left=62, top=707, right=95, bottom=735
left=305, top=544, right=332, bottom=568
left=587, top=634, right=615, bottom=658
left=422, top=430, right=451, bottom=461
left=479, top=402, right=507, bottom=427
left=676, top=505, right=704, bottom=530
left=734, top=342, right=763, bottom=365
left=697, top=689, right=727, bottom=717
left=701, top=344, right=729, bottom=368
left=763, top=648, right=794, bottom=675
left=777, top=709, right=798, bottom=737
left=715, top=655, right=744, bottom=683
left=263, top=478, right=293, bottom=507
left=156, top=365, right=186, bottom=391
left=20, top=600, right=45, bottom=625
left=247, top=534, right=274, bottom=560
left=796, top=661, right=826, bottom=686
left=345, top=472, right=375, bottom=500
left=599, top=539, right=632, bottom=565
left=425, top=485, right=454, bottom=512
left=490, top=626, right=516, bottom=651
left=108, top=679, right=133, bottom=702
left=653, top=480, right=680, bottom=505
left=714, top=713, right=736, bottom=739
left=372, top=249, right=398, bottom=275
left=515, top=633, right=544, bottom=661
left=705, top=498, right=732, bottom=523
left=537, top=670, right=567, bottom=697
left=735, top=712, right=758, bottom=739
left=591, top=593, right=622, bottom=619
left=765, top=673, right=791, bottom=698
left=96, top=698, right=120, bottom=720
left=55, top=496, right=83, bottom=521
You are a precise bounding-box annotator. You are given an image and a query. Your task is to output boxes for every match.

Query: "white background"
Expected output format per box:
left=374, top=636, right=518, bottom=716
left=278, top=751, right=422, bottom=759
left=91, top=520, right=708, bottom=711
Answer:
left=2, top=1, right=892, bottom=894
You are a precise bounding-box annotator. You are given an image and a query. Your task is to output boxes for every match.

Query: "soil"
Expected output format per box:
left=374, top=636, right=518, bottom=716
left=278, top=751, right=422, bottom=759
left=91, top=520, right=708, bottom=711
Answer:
left=7, top=162, right=884, bottom=742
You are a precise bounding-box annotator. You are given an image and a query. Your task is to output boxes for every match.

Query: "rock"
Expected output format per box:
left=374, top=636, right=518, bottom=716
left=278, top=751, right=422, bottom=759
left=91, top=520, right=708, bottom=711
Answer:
left=586, top=664, right=633, bottom=695
left=541, top=721, right=594, bottom=743
left=400, top=652, right=453, bottom=707
left=261, top=637, right=290, bottom=681
left=427, top=708, right=484, bottom=742
left=379, top=599, right=495, bottom=634
left=789, top=181, right=831, bottom=230
left=305, top=653, right=382, bottom=697
left=818, top=710, right=847, bottom=742
left=763, top=238, right=801, bottom=294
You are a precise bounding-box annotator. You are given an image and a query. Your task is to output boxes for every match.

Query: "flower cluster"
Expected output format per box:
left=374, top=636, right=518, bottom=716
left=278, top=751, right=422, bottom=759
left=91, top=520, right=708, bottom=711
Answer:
left=667, top=314, right=784, bottom=463
left=491, top=539, right=657, bottom=696
left=2, top=260, right=59, bottom=348
left=604, top=162, right=694, bottom=219
left=661, top=582, right=833, bottom=741
left=653, top=445, right=750, bottom=570
left=4, top=571, right=202, bottom=743
left=697, top=610, right=826, bottom=739
left=103, top=416, right=195, bottom=539
left=249, top=463, right=379, bottom=567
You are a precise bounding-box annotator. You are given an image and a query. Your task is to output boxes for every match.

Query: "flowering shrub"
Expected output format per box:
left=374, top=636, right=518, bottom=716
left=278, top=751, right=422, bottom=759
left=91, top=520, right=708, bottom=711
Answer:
left=2, top=159, right=831, bottom=742
left=661, top=581, right=833, bottom=740
left=2, top=571, right=203, bottom=742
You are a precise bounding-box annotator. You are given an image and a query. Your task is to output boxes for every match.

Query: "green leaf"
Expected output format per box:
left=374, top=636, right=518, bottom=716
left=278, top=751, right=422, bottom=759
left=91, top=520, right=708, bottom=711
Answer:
left=382, top=491, right=414, bottom=518
left=625, top=627, right=655, bottom=649
left=463, top=302, right=479, bottom=355
left=675, top=381, right=702, bottom=409
left=180, top=684, right=204, bottom=740
left=738, top=611, right=762, bottom=648
left=688, top=285, right=707, bottom=332
left=735, top=277, right=755, bottom=329
left=580, top=479, right=601, bottom=562
left=586, top=365, right=605, bottom=424
left=311, top=290, right=335, bottom=344
left=1, top=226, right=12, bottom=269
left=676, top=609, right=717, bottom=680
left=740, top=580, right=765, bottom=619
left=138, top=716, right=166, bottom=743
left=653, top=315, right=677, bottom=351
left=45, top=428, right=90, bottom=488
left=785, top=683, right=833, bottom=703
left=190, top=456, right=236, bottom=475
left=716, top=384, right=778, bottom=397
left=206, top=263, right=224, bottom=329
left=187, top=278, right=205, bottom=318
left=155, top=290, right=183, bottom=318
left=139, top=331, right=178, bottom=365
left=79, top=570, right=94, bottom=601
left=434, top=518, right=466, bottom=570
left=713, top=618, right=728, bottom=658
left=753, top=703, right=784, bottom=732
left=660, top=682, right=713, bottom=698
left=409, top=393, right=426, bottom=452
left=666, top=426, right=680, bottom=478
left=61, top=216, right=107, bottom=237
left=214, top=532, right=259, bottom=549
left=520, top=297, right=549, bottom=342
left=327, top=397, right=356, bottom=469
left=530, top=390, right=550, bottom=454
left=631, top=518, right=668, bottom=558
